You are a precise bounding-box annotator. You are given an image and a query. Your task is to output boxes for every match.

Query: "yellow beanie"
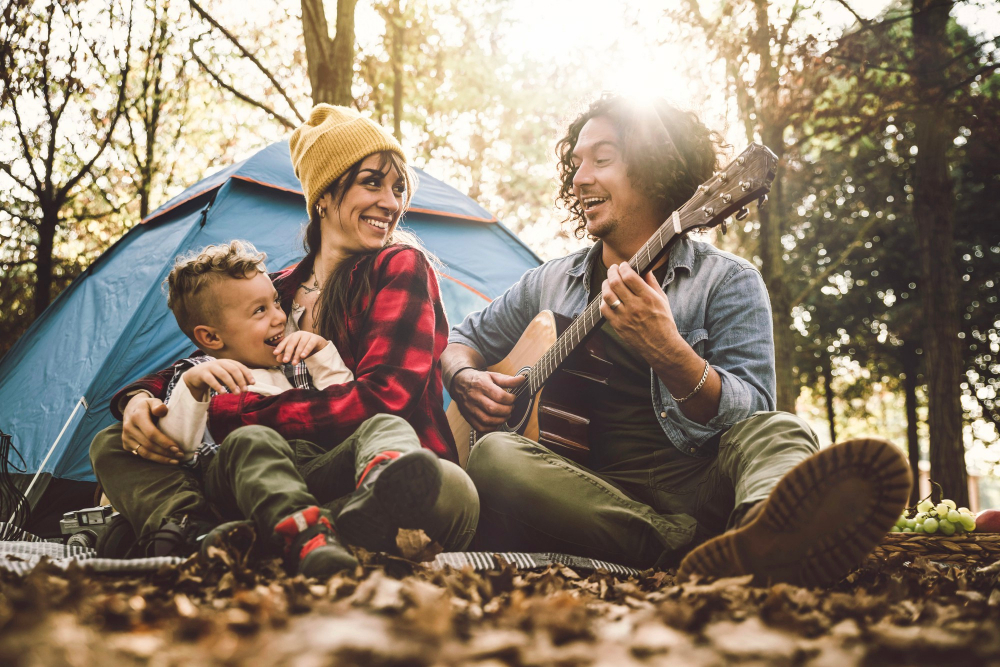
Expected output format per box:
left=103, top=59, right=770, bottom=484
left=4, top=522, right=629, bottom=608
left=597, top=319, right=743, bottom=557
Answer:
left=289, top=104, right=408, bottom=214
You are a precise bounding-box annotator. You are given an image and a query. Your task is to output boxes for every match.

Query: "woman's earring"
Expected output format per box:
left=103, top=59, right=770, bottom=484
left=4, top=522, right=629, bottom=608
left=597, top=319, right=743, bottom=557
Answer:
left=316, top=205, right=327, bottom=218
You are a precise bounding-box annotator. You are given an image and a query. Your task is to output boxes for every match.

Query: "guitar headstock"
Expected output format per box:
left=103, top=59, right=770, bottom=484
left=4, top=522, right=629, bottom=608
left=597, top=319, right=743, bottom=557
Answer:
left=679, top=143, right=779, bottom=234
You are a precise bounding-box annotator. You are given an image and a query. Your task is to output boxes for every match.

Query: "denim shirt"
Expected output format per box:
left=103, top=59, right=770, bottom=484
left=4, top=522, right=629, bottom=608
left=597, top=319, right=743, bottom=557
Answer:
left=448, top=237, right=777, bottom=458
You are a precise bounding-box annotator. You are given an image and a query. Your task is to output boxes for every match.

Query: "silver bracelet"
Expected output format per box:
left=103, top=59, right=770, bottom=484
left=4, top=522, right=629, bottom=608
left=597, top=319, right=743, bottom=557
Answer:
left=671, top=359, right=710, bottom=403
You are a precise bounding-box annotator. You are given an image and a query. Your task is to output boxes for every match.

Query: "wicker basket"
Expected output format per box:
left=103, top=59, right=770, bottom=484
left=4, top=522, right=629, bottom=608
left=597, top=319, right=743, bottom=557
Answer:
left=869, top=532, right=1000, bottom=563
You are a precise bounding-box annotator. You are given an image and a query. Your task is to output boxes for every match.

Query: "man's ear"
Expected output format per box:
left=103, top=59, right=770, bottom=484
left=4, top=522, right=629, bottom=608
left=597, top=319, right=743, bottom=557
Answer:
left=192, top=325, right=224, bottom=352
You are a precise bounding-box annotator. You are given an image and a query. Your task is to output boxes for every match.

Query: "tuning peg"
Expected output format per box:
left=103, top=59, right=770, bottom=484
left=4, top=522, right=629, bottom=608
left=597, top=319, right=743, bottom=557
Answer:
left=757, top=194, right=768, bottom=209
left=735, top=207, right=750, bottom=221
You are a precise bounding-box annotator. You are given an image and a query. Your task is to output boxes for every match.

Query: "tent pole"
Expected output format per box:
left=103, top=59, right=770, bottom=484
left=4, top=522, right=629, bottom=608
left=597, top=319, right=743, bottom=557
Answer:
left=20, top=396, right=87, bottom=511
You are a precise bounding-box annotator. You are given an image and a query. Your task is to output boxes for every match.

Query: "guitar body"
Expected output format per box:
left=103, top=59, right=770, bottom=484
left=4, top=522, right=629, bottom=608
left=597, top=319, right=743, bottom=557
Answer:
left=447, top=311, right=612, bottom=468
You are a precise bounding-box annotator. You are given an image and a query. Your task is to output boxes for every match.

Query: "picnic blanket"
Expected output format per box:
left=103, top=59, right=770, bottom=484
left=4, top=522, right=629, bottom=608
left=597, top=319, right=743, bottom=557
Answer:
left=0, top=532, right=641, bottom=578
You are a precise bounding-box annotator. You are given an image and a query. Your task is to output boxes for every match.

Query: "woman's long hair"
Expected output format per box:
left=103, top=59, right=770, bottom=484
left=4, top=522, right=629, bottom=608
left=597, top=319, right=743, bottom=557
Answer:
left=302, top=150, right=432, bottom=348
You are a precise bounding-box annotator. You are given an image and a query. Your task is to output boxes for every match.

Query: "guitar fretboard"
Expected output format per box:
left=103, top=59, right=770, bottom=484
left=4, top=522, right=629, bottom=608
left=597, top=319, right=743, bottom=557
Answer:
left=524, top=206, right=688, bottom=395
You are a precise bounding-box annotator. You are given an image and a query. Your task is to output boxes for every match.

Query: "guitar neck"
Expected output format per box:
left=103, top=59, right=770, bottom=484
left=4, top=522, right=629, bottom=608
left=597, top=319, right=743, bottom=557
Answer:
left=525, top=205, right=687, bottom=395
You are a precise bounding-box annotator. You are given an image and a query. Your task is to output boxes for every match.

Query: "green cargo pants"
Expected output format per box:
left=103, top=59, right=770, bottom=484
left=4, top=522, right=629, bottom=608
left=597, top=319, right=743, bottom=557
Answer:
left=466, top=411, right=821, bottom=568
left=91, top=414, right=479, bottom=550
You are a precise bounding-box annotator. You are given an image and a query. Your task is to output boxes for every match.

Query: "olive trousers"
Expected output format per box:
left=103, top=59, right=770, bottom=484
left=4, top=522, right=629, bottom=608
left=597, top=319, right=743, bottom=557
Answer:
left=466, top=411, right=821, bottom=568
left=90, top=414, right=479, bottom=551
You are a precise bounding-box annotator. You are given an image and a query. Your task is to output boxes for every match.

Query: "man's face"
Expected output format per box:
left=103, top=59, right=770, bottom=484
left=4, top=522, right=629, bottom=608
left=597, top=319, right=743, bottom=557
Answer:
left=571, top=116, right=661, bottom=246
left=209, top=271, right=288, bottom=368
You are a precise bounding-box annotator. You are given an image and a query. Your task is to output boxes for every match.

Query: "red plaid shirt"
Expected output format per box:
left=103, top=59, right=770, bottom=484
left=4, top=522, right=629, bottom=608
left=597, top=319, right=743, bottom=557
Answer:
left=111, top=247, right=458, bottom=462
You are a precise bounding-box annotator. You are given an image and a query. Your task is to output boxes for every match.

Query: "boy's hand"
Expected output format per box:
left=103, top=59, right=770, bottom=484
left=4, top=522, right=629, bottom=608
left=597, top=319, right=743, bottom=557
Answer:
left=183, top=359, right=255, bottom=400
left=273, top=331, right=330, bottom=365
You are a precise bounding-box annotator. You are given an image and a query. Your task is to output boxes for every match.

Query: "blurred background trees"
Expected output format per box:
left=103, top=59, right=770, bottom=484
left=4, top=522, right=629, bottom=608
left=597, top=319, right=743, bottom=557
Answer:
left=1, top=0, right=998, bottom=504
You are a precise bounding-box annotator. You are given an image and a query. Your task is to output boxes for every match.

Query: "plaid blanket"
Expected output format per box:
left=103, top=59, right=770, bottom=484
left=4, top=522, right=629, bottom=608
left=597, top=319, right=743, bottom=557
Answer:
left=0, top=539, right=184, bottom=576
left=0, top=530, right=640, bottom=578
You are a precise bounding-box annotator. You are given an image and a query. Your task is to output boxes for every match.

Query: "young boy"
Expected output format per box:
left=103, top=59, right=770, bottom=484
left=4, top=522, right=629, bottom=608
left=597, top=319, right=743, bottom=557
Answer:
left=160, top=242, right=353, bottom=455
left=155, top=240, right=357, bottom=577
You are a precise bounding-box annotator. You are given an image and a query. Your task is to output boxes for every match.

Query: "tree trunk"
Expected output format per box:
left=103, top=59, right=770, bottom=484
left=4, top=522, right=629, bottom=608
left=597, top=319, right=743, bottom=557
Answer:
left=33, top=209, right=57, bottom=317
left=902, top=341, right=922, bottom=504
left=391, top=6, right=403, bottom=143
left=756, top=132, right=795, bottom=412
left=822, top=353, right=836, bottom=444
left=301, top=0, right=358, bottom=106
left=911, top=0, right=968, bottom=507
left=748, top=0, right=796, bottom=414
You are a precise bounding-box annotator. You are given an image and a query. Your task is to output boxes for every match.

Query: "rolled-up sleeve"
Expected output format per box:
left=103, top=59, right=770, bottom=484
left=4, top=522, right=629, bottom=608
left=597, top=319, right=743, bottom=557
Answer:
left=448, top=267, right=541, bottom=365
left=653, top=266, right=776, bottom=454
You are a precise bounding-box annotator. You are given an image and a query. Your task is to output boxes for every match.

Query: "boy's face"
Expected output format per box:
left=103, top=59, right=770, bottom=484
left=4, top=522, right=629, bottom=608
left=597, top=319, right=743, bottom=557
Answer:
left=208, top=271, right=288, bottom=368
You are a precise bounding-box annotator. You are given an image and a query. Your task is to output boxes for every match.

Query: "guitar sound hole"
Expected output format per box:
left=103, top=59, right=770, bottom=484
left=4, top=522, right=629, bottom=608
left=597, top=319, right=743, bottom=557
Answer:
left=503, top=371, right=534, bottom=434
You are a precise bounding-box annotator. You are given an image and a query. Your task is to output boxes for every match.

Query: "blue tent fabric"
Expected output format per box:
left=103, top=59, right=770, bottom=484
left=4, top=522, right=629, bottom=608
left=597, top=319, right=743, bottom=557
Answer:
left=0, top=141, right=541, bottom=484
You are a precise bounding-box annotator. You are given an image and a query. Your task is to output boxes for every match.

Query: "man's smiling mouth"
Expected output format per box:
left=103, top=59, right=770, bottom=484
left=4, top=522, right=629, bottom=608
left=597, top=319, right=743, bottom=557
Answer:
left=582, top=196, right=608, bottom=213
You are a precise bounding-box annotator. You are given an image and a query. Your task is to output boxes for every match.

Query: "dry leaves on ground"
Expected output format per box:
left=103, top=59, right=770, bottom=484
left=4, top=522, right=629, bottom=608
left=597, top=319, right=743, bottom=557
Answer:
left=1, top=541, right=1000, bottom=666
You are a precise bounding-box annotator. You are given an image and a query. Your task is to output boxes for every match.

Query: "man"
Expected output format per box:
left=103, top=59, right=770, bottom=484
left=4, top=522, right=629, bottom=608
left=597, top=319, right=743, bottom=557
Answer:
left=442, top=94, right=911, bottom=585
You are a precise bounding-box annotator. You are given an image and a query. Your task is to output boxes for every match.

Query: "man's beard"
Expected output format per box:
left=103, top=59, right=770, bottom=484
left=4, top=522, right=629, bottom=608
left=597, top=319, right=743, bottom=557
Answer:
left=587, top=199, right=649, bottom=245
left=586, top=213, right=618, bottom=240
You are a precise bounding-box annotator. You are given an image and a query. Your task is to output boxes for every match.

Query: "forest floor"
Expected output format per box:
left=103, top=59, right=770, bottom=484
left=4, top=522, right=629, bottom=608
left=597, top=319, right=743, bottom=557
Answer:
left=2, top=537, right=1000, bottom=667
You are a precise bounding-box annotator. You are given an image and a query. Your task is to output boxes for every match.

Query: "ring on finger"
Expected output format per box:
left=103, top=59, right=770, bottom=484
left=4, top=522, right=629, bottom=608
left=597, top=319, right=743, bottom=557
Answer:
left=610, top=299, right=623, bottom=310
left=132, top=445, right=141, bottom=456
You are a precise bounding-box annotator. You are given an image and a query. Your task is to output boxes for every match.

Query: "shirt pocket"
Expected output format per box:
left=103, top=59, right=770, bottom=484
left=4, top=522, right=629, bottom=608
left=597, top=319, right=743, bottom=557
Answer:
left=677, top=328, right=709, bottom=357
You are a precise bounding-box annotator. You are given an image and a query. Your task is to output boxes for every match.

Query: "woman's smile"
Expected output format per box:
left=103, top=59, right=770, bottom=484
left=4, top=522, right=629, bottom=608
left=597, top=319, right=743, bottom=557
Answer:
left=319, top=154, right=406, bottom=255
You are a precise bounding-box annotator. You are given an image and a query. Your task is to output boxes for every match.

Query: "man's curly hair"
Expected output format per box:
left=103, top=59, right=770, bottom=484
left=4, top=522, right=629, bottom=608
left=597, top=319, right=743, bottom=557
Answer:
left=556, top=94, right=724, bottom=239
left=166, top=239, right=267, bottom=340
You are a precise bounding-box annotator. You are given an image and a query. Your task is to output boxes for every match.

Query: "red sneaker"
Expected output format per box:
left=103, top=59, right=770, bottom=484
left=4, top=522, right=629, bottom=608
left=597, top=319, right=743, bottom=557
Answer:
left=275, top=506, right=358, bottom=578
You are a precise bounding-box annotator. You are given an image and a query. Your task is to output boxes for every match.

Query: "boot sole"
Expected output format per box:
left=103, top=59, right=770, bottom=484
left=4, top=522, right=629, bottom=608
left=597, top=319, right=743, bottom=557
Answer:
left=678, top=438, right=912, bottom=587
left=336, top=449, right=443, bottom=552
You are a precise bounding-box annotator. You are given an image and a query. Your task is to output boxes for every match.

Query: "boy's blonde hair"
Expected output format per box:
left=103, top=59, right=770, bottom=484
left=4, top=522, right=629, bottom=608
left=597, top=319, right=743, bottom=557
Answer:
left=166, top=240, right=268, bottom=340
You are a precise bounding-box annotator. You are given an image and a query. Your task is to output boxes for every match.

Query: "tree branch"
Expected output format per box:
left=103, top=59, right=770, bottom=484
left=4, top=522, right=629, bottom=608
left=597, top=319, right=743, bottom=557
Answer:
left=777, top=0, right=802, bottom=53
left=829, top=53, right=914, bottom=73
left=940, top=35, right=1000, bottom=70
left=187, top=0, right=305, bottom=123
left=7, top=97, right=41, bottom=192
left=790, top=213, right=883, bottom=309
left=945, top=61, right=1000, bottom=95
left=830, top=0, right=869, bottom=30
left=57, top=0, right=135, bottom=203
left=0, top=202, right=39, bottom=228
left=191, top=50, right=297, bottom=129
left=0, top=161, right=33, bottom=191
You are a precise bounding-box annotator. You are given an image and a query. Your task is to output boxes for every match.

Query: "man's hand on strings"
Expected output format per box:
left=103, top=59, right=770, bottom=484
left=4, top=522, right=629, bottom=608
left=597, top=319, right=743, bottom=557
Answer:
left=450, top=369, right=525, bottom=433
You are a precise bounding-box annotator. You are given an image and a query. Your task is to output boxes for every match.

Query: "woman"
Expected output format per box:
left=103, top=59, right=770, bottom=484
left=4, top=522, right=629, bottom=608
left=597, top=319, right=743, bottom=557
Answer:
left=90, top=105, right=478, bottom=564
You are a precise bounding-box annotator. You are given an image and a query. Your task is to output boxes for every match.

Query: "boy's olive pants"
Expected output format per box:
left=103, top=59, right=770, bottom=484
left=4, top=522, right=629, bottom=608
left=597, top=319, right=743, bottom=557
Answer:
left=91, top=414, right=479, bottom=551
left=466, top=411, right=821, bottom=568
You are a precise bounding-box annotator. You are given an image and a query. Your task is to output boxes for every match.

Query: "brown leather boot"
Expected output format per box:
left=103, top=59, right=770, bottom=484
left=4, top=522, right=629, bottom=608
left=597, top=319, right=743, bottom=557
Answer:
left=678, top=438, right=911, bottom=587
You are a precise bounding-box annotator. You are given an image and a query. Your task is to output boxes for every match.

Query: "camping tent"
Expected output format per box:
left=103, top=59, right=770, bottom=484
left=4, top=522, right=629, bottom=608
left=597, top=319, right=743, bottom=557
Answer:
left=0, top=140, right=541, bottom=512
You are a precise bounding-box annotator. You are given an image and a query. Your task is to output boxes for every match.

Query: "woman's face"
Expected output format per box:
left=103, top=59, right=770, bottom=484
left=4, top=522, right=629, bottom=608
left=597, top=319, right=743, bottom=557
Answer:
left=318, top=154, right=406, bottom=256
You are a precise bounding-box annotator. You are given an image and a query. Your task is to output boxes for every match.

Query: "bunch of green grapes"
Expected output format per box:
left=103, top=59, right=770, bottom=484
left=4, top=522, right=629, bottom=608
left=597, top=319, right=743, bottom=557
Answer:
left=891, top=498, right=977, bottom=535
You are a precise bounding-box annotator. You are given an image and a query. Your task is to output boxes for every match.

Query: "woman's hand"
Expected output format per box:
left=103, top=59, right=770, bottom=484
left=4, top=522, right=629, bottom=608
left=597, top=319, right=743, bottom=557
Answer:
left=273, top=331, right=330, bottom=365
left=451, top=369, right=525, bottom=432
left=121, top=394, right=183, bottom=464
left=183, top=359, right=255, bottom=400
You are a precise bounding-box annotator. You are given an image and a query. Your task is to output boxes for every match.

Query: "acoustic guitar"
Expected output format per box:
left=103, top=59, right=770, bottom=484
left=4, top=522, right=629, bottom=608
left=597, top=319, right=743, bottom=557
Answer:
left=447, top=143, right=779, bottom=468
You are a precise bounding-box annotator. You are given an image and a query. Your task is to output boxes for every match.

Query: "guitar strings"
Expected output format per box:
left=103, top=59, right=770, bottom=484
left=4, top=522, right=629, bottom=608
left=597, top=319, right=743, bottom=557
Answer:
left=507, top=212, right=682, bottom=401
